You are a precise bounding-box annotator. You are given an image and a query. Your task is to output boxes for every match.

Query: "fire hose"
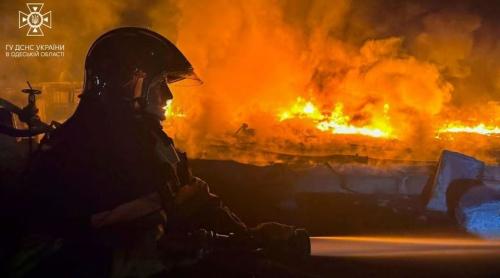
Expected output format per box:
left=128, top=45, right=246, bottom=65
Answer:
left=152, top=137, right=311, bottom=262
left=157, top=227, right=311, bottom=272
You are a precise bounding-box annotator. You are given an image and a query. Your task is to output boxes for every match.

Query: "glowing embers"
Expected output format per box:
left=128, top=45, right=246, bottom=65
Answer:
left=438, top=122, right=500, bottom=136
left=278, top=97, right=393, bottom=138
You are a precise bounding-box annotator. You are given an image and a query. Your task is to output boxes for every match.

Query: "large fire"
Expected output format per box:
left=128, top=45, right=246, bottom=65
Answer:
left=159, top=2, right=500, bottom=164
left=275, top=98, right=500, bottom=139
left=1, top=0, right=499, bottom=163
left=164, top=92, right=499, bottom=164
left=165, top=96, right=498, bottom=137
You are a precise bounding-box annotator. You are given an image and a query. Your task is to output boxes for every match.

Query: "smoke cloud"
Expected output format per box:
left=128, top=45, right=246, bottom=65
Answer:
left=0, top=0, right=498, bottom=162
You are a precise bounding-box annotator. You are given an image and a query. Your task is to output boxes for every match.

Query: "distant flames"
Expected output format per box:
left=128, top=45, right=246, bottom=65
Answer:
left=165, top=97, right=499, bottom=140
left=437, top=123, right=500, bottom=136
left=277, top=98, right=500, bottom=138
left=278, top=98, right=393, bottom=138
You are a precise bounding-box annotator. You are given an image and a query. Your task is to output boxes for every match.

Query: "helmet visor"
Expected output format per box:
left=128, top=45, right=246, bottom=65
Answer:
left=165, top=68, right=203, bottom=86
left=147, top=68, right=203, bottom=91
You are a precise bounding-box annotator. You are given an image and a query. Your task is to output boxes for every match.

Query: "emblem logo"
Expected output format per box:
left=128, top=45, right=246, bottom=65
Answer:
left=19, top=3, right=52, bottom=36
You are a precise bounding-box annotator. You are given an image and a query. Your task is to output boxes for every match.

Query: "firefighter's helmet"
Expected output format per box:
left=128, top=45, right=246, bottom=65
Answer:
left=82, top=27, right=200, bottom=116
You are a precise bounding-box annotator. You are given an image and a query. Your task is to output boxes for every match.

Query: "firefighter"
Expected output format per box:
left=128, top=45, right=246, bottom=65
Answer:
left=7, top=28, right=305, bottom=277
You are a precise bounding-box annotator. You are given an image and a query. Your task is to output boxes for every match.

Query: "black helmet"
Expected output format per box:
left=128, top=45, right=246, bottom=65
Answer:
left=82, top=27, right=200, bottom=105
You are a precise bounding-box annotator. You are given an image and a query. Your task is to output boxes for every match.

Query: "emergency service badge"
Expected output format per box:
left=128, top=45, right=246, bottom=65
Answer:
left=19, top=3, right=52, bottom=37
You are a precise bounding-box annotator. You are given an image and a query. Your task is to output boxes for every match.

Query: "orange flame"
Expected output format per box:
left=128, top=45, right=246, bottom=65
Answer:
left=278, top=98, right=394, bottom=138
left=437, top=123, right=500, bottom=136
left=164, top=99, right=186, bottom=119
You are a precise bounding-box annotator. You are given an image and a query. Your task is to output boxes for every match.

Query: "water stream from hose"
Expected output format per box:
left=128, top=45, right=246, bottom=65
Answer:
left=311, top=236, right=500, bottom=257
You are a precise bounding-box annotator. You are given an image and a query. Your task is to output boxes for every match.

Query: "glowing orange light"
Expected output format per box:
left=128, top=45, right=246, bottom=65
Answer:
left=164, top=99, right=186, bottom=118
left=278, top=98, right=393, bottom=138
left=437, top=123, right=500, bottom=136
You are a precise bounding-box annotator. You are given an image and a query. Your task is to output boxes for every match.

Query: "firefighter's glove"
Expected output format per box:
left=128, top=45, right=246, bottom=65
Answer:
left=174, top=177, right=215, bottom=218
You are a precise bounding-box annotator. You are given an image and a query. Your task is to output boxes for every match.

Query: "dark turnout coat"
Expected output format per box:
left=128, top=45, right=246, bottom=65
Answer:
left=6, top=98, right=246, bottom=277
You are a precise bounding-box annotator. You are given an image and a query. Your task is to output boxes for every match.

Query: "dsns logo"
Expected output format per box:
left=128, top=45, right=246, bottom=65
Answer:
left=19, top=3, right=52, bottom=36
